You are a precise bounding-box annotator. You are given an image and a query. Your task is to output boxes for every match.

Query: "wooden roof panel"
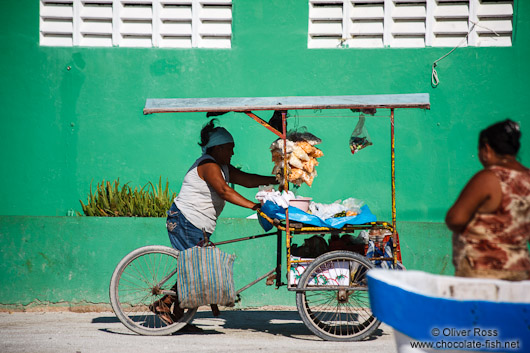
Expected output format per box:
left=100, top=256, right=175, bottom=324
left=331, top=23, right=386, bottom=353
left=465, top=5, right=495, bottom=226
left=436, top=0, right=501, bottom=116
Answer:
left=143, top=93, right=430, bottom=114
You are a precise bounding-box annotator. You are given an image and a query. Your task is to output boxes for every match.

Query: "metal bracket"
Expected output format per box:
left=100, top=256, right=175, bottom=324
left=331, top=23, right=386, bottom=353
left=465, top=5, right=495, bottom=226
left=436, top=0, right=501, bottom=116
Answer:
left=244, top=111, right=285, bottom=139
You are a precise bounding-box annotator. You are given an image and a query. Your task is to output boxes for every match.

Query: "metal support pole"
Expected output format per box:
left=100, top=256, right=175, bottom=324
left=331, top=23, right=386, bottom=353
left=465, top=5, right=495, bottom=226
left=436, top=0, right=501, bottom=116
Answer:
left=212, top=232, right=276, bottom=246
left=276, top=229, right=282, bottom=287
left=390, top=108, right=401, bottom=265
left=391, top=108, right=396, bottom=232
left=278, top=111, right=288, bottom=287
left=236, top=268, right=276, bottom=295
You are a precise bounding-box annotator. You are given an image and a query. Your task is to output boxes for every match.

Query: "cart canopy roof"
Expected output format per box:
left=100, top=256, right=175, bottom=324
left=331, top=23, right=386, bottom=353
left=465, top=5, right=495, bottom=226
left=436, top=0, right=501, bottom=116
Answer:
left=143, top=93, right=430, bottom=115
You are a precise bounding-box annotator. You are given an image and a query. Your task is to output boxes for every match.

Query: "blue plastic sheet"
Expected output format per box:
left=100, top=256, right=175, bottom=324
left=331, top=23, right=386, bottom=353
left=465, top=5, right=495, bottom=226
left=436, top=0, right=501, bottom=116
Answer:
left=258, top=201, right=377, bottom=231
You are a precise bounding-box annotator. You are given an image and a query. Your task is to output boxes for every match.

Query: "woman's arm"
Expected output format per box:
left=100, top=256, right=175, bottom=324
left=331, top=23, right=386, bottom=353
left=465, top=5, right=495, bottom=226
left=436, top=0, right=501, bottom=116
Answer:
left=445, top=170, right=501, bottom=233
left=228, top=165, right=278, bottom=188
left=199, top=162, right=260, bottom=210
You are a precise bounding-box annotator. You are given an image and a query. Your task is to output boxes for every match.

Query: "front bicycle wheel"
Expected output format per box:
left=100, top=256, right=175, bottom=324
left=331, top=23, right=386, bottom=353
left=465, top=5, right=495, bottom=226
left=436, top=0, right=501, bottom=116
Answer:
left=109, top=245, right=197, bottom=336
left=296, top=250, right=381, bottom=341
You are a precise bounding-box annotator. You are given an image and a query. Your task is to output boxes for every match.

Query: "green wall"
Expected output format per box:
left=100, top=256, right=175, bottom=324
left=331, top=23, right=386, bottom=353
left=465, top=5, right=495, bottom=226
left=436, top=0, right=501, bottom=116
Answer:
left=1, top=0, right=528, bottom=220
left=0, top=216, right=452, bottom=309
left=0, top=1, right=529, bottom=307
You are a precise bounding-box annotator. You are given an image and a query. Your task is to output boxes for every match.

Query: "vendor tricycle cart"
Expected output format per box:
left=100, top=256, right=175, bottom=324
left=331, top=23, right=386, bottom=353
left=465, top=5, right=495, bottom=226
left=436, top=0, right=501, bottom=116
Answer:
left=109, top=94, right=430, bottom=341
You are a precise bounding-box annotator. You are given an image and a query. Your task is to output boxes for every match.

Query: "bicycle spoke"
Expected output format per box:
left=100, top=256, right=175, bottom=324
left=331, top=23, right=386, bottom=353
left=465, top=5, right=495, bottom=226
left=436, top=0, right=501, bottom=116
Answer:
left=110, top=246, right=196, bottom=335
left=296, top=252, right=380, bottom=341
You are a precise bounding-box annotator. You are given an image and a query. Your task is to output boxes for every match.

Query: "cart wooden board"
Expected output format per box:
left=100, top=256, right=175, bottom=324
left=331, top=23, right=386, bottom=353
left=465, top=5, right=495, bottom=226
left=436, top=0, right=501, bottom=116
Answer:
left=143, top=93, right=430, bottom=114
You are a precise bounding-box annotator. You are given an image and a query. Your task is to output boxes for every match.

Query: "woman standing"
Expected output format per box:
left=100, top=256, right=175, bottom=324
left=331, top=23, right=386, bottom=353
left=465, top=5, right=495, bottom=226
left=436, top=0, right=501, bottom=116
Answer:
left=446, top=119, right=530, bottom=281
left=152, top=119, right=277, bottom=325
left=167, top=119, right=277, bottom=250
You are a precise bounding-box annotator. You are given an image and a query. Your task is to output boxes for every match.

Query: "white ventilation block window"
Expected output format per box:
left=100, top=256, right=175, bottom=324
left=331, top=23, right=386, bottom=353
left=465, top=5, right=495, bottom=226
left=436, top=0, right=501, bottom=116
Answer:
left=40, top=0, right=75, bottom=46
left=39, top=0, right=232, bottom=48
left=308, top=0, right=513, bottom=48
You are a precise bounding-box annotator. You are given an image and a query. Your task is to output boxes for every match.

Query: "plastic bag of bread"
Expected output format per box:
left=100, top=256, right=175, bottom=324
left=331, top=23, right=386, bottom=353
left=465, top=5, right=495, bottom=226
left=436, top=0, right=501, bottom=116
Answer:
left=288, top=154, right=304, bottom=169
left=292, top=144, right=310, bottom=162
left=301, top=171, right=314, bottom=187
left=271, top=149, right=283, bottom=163
left=287, top=129, right=322, bottom=146
left=270, top=139, right=295, bottom=154
left=302, top=158, right=318, bottom=173
left=270, top=129, right=323, bottom=187
left=309, top=147, right=323, bottom=158
left=297, top=140, right=314, bottom=154
left=289, top=168, right=304, bottom=181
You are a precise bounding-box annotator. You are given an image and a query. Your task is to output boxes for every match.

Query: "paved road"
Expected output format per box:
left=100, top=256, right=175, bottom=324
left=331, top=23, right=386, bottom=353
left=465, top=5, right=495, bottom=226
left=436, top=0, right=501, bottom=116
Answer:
left=0, top=308, right=397, bottom=353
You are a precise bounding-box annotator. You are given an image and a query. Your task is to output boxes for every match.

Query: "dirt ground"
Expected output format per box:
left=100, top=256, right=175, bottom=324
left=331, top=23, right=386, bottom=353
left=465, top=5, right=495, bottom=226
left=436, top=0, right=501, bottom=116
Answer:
left=0, top=307, right=397, bottom=353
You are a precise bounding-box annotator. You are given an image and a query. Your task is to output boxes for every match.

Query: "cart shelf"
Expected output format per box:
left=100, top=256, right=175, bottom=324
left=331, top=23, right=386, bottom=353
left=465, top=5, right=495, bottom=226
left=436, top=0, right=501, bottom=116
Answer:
left=258, top=209, right=393, bottom=234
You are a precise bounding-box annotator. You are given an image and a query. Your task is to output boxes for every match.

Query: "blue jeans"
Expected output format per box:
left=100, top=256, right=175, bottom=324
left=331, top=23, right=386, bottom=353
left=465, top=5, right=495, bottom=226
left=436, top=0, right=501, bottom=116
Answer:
left=166, top=203, right=211, bottom=251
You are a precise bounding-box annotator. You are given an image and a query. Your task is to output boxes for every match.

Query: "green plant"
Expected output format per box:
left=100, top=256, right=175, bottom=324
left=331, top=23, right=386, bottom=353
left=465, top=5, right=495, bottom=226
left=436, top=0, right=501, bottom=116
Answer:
left=79, top=177, right=176, bottom=217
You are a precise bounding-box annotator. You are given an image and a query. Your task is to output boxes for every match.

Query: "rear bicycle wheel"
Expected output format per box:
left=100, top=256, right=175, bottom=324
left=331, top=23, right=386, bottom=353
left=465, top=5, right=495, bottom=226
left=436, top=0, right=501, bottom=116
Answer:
left=296, top=250, right=381, bottom=341
left=109, top=245, right=197, bottom=336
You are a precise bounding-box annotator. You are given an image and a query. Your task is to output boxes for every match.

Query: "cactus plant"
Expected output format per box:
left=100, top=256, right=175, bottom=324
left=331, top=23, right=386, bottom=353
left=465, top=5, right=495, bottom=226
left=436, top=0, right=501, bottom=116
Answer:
left=78, top=177, right=176, bottom=217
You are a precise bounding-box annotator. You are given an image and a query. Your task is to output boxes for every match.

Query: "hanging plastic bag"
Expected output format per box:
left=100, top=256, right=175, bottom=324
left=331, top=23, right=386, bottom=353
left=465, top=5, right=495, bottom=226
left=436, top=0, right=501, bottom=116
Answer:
left=270, top=128, right=323, bottom=187
left=349, top=114, right=372, bottom=155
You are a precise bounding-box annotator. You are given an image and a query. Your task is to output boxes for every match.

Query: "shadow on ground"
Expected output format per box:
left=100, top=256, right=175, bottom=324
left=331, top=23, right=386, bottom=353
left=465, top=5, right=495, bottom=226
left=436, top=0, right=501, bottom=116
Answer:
left=93, top=310, right=385, bottom=341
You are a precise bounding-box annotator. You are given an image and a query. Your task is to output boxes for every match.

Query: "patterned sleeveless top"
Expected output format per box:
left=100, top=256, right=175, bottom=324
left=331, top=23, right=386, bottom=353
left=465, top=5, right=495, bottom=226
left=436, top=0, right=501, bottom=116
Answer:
left=452, top=166, right=530, bottom=274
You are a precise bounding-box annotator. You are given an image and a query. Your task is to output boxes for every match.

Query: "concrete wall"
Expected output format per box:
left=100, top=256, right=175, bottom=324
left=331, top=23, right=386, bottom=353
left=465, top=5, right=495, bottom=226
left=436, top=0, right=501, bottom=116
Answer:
left=0, top=216, right=452, bottom=309
left=0, top=1, right=528, bottom=308
left=1, top=1, right=528, bottom=221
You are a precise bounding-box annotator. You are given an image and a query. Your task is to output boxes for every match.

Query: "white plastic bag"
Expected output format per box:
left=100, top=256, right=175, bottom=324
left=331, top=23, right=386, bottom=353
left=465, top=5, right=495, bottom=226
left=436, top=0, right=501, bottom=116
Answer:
left=308, top=198, right=365, bottom=219
left=308, top=201, right=344, bottom=220
left=341, top=198, right=364, bottom=214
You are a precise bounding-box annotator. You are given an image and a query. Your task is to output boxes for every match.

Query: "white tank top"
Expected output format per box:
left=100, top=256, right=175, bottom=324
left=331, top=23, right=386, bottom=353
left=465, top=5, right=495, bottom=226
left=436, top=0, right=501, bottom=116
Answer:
left=174, top=154, right=230, bottom=233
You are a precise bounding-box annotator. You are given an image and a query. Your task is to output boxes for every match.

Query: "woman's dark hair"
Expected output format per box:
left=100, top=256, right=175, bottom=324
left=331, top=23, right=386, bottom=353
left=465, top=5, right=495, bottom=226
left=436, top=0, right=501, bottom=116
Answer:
left=199, top=119, right=218, bottom=148
left=479, top=119, right=521, bottom=156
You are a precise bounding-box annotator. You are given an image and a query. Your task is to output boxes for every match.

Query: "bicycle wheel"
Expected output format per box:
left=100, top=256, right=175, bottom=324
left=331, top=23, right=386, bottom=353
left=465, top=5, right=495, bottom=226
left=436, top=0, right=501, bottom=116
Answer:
left=296, top=250, right=381, bottom=341
left=109, top=245, right=197, bottom=336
